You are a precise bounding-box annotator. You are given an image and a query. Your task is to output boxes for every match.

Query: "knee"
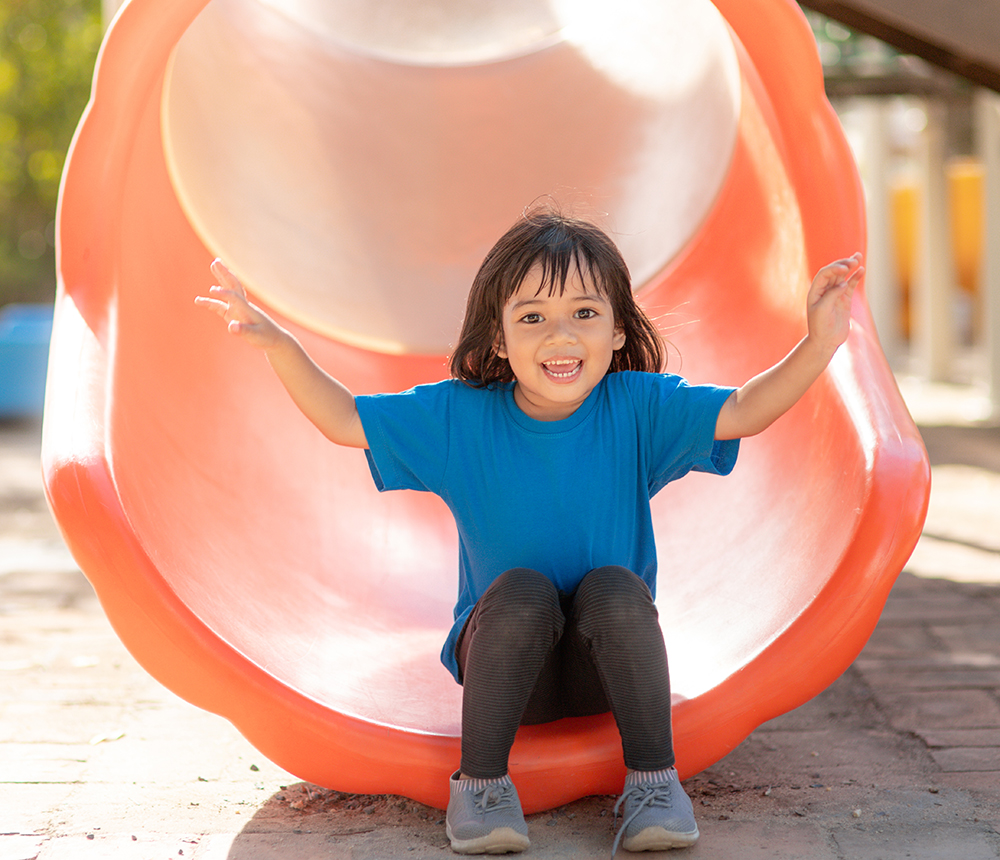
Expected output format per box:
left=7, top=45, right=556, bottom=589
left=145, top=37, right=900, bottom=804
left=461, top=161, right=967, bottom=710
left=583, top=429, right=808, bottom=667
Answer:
left=574, top=566, right=658, bottom=632
left=477, top=568, right=562, bottom=632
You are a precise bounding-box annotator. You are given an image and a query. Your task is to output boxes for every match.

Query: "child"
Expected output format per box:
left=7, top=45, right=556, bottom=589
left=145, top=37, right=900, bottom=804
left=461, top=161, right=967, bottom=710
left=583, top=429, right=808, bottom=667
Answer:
left=196, top=205, right=863, bottom=855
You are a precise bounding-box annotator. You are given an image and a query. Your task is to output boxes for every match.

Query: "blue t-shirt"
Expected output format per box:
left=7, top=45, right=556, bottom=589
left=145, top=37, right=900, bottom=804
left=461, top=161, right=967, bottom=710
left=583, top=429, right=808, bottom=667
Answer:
left=356, top=371, right=739, bottom=682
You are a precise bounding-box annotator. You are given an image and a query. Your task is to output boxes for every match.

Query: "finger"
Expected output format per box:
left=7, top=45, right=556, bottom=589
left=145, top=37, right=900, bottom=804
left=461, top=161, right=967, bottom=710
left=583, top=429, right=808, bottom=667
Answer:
left=208, top=285, right=259, bottom=318
left=210, top=259, right=247, bottom=296
left=194, top=295, right=232, bottom=316
left=828, top=252, right=863, bottom=266
left=813, top=258, right=863, bottom=296
left=207, top=285, right=245, bottom=302
left=809, top=267, right=845, bottom=299
left=196, top=287, right=259, bottom=330
left=833, top=264, right=864, bottom=288
left=821, top=253, right=864, bottom=276
left=831, top=267, right=864, bottom=297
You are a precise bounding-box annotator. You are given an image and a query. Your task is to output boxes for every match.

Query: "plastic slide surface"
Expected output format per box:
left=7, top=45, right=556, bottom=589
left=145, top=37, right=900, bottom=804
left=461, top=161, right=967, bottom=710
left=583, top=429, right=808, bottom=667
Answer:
left=45, top=0, right=929, bottom=812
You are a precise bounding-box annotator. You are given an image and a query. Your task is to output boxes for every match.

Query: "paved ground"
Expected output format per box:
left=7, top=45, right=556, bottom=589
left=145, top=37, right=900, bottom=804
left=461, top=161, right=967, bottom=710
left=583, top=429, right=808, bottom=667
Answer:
left=2, top=377, right=1000, bottom=859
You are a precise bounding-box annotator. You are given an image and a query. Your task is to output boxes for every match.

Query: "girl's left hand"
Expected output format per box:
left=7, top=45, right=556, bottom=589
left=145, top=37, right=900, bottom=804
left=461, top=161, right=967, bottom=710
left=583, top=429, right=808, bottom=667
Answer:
left=806, top=252, right=864, bottom=354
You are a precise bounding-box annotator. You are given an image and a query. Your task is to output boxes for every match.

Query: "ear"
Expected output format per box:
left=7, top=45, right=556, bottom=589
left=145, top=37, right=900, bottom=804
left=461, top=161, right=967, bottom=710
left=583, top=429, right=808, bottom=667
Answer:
left=612, top=326, right=626, bottom=351
left=494, top=331, right=507, bottom=359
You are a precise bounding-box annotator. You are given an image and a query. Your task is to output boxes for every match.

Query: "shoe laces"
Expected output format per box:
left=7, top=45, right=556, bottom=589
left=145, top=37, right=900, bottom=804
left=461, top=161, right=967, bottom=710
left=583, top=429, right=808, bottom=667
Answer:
left=474, top=781, right=518, bottom=815
left=611, top=783, right=675, bottom=857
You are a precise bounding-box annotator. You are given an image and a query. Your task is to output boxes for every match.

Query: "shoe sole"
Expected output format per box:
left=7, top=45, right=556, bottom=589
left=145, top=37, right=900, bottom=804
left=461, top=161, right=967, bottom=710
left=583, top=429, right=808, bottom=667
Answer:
left=622, top=824, right=700, bottom=852
left=446, top=823, right=530, bottom=855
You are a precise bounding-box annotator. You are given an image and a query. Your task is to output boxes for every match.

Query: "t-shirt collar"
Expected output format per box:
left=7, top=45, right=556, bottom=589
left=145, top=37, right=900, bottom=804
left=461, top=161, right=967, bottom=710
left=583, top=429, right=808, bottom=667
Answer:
left=501, top=377, right=605, bottom=434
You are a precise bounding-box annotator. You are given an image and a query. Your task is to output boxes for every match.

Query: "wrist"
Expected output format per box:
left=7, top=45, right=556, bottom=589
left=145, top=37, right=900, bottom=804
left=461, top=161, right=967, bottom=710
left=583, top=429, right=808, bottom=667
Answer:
left=262, top=326, right=299, bottom=361
left=799, top=333, right=839, bottom=367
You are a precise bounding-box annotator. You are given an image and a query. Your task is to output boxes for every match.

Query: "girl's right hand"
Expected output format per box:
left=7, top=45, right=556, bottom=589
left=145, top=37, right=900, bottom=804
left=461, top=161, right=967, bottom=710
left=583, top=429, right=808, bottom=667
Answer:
left=194, top=259, right=287, bottom=351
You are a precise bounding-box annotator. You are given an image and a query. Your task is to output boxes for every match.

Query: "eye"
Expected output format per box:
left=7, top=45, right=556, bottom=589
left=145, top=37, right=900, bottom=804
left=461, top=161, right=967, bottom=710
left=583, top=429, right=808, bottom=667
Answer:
left=575, top=307, right=598, bottom=319
left=520, top=312, right=542, bottom=324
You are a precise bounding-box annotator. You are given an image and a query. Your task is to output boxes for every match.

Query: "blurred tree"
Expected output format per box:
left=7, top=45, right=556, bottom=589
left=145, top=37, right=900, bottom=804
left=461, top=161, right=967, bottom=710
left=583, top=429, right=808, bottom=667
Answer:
left=801, top=7, right=900, bottom=74
left=0, top=0, right=101, bottom=307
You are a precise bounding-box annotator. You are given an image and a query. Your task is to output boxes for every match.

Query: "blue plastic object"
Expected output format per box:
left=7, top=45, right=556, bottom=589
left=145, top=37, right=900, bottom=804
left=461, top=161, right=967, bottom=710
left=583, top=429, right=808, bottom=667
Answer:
left=0, top=303, right=54, bottom=418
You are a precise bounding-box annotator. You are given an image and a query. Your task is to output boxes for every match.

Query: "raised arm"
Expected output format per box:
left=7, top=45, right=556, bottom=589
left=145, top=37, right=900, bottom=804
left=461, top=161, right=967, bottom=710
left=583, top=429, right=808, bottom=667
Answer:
left=714, top=253, right=864, bottom=441
left=195, top=260, right=368, bottom=449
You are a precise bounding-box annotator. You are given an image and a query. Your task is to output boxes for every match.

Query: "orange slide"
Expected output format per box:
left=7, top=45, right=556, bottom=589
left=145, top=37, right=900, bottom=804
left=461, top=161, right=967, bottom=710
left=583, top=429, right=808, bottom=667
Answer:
left=45, top=0, right=929, bottom=812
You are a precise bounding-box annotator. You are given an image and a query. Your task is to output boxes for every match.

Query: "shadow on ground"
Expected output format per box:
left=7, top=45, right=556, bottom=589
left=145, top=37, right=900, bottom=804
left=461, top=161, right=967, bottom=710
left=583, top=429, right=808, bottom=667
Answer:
left=224, top=783, right=621, bottom=859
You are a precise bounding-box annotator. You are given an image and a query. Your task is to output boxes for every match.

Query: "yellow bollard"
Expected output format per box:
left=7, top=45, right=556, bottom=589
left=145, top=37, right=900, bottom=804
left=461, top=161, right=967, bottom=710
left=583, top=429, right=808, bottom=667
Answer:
left=947, top=156, right=985, bottom=297
left=947, top=157, right=984, bottom=343
left=889, top=158, right=985, bottom=342
left=890, top=176, right=918, bottom=339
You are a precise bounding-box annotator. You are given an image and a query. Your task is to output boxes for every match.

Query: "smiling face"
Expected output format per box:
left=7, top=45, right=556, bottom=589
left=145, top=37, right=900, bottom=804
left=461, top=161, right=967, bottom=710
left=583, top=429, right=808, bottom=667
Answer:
left=497, top=264, right=626, bottom=421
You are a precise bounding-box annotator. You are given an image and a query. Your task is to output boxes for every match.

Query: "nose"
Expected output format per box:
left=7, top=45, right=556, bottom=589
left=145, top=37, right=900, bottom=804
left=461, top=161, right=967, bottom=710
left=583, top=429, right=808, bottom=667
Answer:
left=545, top=315, right=577, bottom=344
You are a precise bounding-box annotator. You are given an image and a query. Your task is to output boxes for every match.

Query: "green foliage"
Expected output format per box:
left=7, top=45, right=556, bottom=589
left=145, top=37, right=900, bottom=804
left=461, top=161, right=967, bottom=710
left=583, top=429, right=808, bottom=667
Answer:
left=0, top=0, right=102, bottom=306
left=801, top=8, right=899, bottom=74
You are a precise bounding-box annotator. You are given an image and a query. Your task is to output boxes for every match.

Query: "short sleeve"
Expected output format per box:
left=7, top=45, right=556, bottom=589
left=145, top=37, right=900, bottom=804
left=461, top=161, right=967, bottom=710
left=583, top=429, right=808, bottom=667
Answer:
left=637, top=373, right=740, bottom=495
left=355, top=381, right=455, bottom=494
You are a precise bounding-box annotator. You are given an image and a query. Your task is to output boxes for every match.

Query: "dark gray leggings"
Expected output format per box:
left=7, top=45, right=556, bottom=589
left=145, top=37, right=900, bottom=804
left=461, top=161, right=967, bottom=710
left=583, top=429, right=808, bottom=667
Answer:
left=456, top=565, right=675, bottom=779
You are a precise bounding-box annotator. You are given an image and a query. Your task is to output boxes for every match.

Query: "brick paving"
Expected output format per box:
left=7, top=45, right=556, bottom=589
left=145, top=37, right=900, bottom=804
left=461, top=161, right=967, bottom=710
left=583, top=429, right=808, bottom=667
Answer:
left=2, top=379, right=1000, bottom=858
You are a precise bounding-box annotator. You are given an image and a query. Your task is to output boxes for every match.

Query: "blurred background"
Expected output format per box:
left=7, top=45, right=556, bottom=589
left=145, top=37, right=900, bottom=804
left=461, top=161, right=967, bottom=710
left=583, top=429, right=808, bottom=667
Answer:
left=0, top=0, right=100, bottom=307
left=1, top=0, right=998, bottom=418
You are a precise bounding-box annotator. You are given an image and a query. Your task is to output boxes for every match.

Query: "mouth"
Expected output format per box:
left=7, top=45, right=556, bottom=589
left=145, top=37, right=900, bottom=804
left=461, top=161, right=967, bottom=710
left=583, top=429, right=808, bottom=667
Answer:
left=541, top=359, right=583, bottom=381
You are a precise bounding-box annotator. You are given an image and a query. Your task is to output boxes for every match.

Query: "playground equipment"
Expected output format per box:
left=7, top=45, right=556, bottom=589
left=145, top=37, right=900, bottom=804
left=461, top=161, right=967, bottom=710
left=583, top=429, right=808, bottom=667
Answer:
left=44, top=0, right=929, bottom=812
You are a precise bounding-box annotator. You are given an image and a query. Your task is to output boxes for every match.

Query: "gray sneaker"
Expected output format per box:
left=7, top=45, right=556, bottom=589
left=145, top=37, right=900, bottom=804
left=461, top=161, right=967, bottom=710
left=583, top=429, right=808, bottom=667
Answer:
left=446, top=772, right=530, bottom=854
left=612, top=767, right=699, bottom=853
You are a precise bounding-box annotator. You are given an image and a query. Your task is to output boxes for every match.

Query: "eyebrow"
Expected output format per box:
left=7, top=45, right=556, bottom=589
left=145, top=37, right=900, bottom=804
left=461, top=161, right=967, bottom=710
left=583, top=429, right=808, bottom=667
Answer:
left=510, top=292, right=607, bottom=311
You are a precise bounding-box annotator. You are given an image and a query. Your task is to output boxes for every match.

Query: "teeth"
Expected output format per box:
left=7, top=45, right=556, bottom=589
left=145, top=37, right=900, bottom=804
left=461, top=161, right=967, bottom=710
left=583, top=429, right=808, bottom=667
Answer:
left=544, top=360, right=580, bottom=378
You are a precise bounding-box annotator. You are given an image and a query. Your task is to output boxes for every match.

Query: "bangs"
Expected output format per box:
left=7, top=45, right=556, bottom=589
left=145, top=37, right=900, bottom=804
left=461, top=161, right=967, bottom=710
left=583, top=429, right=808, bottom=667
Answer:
left=505, top=236, right=609, bottom=306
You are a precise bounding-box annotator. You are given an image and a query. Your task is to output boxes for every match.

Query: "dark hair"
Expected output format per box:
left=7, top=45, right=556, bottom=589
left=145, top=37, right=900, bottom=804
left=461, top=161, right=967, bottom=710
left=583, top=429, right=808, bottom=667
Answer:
left=450, top=205, right=665, bottom=385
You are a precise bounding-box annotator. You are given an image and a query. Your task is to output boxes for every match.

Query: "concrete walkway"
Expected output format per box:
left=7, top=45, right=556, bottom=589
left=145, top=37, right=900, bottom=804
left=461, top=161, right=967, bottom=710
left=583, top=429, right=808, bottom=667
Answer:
left=2, top=378, right=999, bottom=859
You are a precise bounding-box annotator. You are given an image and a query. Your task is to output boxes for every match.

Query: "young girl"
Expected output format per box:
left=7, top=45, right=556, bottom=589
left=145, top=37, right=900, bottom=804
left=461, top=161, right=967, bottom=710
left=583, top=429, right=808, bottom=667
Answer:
left=196, top=205, right=863, bottom=855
